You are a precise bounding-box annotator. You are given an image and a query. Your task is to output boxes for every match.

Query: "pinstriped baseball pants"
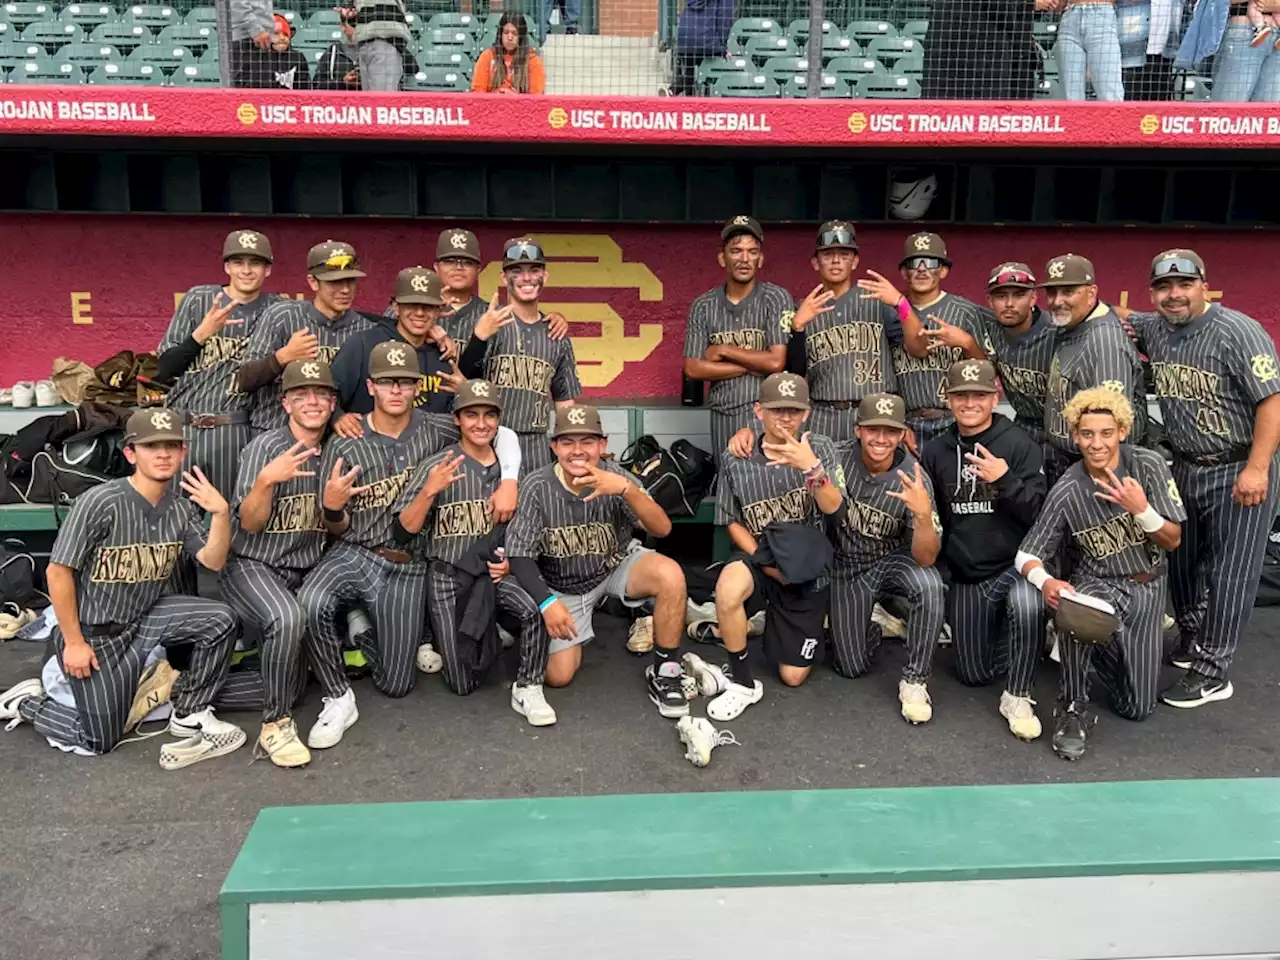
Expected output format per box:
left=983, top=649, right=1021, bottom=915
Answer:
left=830, top=553, right=945, bottom=683
left=905, top=413, right=955, bottom=450
left=16, top=596, right=237, bottom=754
left=946, top=567, right=1044, bottom=697
left=299, top=542, right=428, bottom=700
left=219, top=558, right=309, bottom=722
left=1059, top=575, right=1165, bottom=720
left=1170, top=457, right=1280, bottom=681
left=427, top=565, right=550, bottom=694
left=182, top=421, right=253, bottom=505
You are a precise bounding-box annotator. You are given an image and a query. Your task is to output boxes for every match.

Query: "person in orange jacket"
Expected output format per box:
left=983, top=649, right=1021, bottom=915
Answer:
left=472, top=11, right=546, bottom=94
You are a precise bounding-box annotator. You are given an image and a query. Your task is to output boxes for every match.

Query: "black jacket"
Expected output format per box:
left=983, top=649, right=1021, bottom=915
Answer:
left=921, top=414, right=1046, bottom=584
left=749, top=521, right=833, bottom=586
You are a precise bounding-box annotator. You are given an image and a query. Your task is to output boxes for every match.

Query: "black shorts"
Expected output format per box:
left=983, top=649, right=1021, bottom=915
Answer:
left=745, top=564, right=830, bottom=668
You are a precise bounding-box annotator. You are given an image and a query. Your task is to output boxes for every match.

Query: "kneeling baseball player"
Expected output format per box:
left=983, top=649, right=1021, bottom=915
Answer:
left=1016, top=388, right=1186, bottom=761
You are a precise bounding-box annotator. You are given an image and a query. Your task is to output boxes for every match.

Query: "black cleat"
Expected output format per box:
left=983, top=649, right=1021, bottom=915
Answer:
left=646, top=664, right=691, bottom=719
left=1165, top=636, right=1197, bottom=670
left=1160, top=671, right=1234, bottom=709
left=1051, top=701, right=1095, bottom=761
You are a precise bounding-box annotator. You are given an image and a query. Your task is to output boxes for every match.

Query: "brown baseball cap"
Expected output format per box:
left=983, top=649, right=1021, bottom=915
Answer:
left=368, top=341, right=421, bottom=380
left=125, top=408, right=185, bottom=444
left=1039, top=253, right=1096, bottom=288
left=307, top=240, right=366, bottom=281
left=857, top=392, right=907, bottom=430
left=552, top=403, right=604, bottom=439
left=222, top=229, right=273, bottom=263
left=502, top=237, right=546, bottom=269
left=721, top=215, right=763, bottom=245
left=1150, top=248, right=1205, bottom=282
left=987, top=261, right=1037, bottom=290
left=394, top=267, right=444, bottom=306
left=436, top=228, right=481, bottom=264
left=281, top=359, right=336, bottom=392
left=946, top=359, right=999, bottom=394
left=453, top=378, right=502, bottom=413
left=901, top=231, right=950, bottom=266
left=758, top=372, right=810, bottom=409
left=815, top=219, right=858, bottom=252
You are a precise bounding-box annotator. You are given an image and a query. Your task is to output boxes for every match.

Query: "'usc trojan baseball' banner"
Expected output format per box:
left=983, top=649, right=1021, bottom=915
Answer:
left=2, top=87, right=1280, bottom=147
left=4, top=215, right=1276, bottom=397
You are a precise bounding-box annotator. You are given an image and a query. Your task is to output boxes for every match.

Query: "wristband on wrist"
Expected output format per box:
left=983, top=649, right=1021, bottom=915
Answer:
left=323, top=506, right=345, bottom=523
left=539, top=594, right=559, bottom=613
left=1134, top=505, right=1165, bottom=533
left=1026, top=566, right=1051, bottom=591
left=896, top=296, right=912, bottom=322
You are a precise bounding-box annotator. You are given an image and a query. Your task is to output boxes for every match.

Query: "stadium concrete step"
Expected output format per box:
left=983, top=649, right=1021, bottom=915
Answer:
left=542, top=33, right=667, bottom=96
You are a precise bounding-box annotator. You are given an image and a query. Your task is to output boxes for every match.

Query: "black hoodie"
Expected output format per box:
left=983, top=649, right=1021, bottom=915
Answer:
left=921, top=413, right=1046, bottom=583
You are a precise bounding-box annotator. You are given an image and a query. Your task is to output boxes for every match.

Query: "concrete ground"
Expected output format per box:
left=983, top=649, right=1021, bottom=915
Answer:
left=1, top=610, right=1277, bottom=959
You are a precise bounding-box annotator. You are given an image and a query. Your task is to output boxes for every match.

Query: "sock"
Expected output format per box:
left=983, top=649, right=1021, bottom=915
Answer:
left=653, top=646, right=680, bottom=676
left=729, top=647, right=753, bottom=687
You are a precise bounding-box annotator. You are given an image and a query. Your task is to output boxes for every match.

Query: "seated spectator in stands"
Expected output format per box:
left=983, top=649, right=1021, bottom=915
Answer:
left=230, top=0, right=273, bottom=88
left=262, top=14, right=312, bottom=89
left=338, top=0, right=412, bottom=91
left=1059, top=0, right=1124, bottom=100
left=1117, top=0, right=1185, bottom=100
left=922, top=0, right=1046, bottom=99
left=473, top=12, right=546, bottom=94
left=671, top=0, right=733, bottom=96
left=312, top=15, right=361, bottom=89
left=1177, top=0, right=1280, bottom=99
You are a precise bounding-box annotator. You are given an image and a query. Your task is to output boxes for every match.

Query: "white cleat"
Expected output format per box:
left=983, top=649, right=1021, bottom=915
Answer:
left=681, top=652, right=730, bottom=698
left=0, top=677, right=42, bottom=729
left=685, top=599, right=716, bottom=623
left=676, top=716, right=741, bottom=768
left=415, top=642, right=443, bottom=674
left=511, top=683, right=557, bottom=726
left=626, top=615, right=654, bottom=654
left=307, top=688, right=358, bottom=749
left=999, top=690, right=1042, bottom=741
left=872, top=602, right=907, bottom=639
left=707, top=679, right=763, bottom=722
left=899, top=680, right=933, bottom=724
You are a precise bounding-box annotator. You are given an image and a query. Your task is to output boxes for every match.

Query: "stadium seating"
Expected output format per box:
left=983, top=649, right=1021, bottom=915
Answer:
left=856, top=73, right=920, bottom=98
left=430, top=11, right=480, bottom=34
left=1035, top=77, right=1063, bottom=99
left=727, top=16, right=780, bottom=55
left=760, top=54, right=808, bottom=82
left=169, top=60, right=219, bottom=84
left=87, top=58, right=157, bottom=82
left=811, top=31, right=857, bottom=59
left=424, top=27, right=475, bottom=57
left=785, top=17, right=835, bottom=41
left=694, top=55, right=748, bottom=94
left=866, top=35, right=922, bottom=66
left=124, top=3, right=177, bottom=29
left=10, top=57, right=81, bottom=81
left=3, top=3, right=56, bottom=28
left=742, top=33, right=797, bottom=63
left=20, top=18, right=80, bottom=47
left=184, top=5, right=214, bottom=26
left=292, top=25, right=342, bottom=52
left=779, top=72, right=848, bottom=97
left=0, top=38, right=42, bottom=68
left=415, top=46, right=471, bottom=72
left=52, top=39, right=117, bottom=65
left=712, top=72, right=779, bottom=97
left=156, top=22, right=213, bottom=51
left=403, top=66, right=468, bottom=91
left=896, top=53, right=923, bottom=78
left=846, top=19, right=896, bottom=42
left=902, top=19, right=928, bottom=40
left=126, top=41, right=190, bottom=71
left=1180, top=75, right=1211, bottom=101
left=0, top=23, right=10, bottom=39
left=89, top=20, right=148, bottom=51
left=58, top=3, right=116, bottom=27
left=306, top=9, right=341, bottom=27
left=827, top=54, right=886, bottom=83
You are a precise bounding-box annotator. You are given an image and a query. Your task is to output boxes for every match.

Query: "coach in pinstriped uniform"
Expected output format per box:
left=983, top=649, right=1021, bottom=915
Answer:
left=1017, top=388, right=1186, bottom=762
left=236, top=240, right=377, bottom=434
left=977, top=261, right=1057, bottom=445
left=219, top=359, right=338, bottom=769
left=394, top=379, right=555, bottom=728
left=1039, top=254, right=1147, bottom=484
left=1118, top=250, right=1280, bottom=709
left=155, top=229, right=277, bottom=499
left=921, top=360, right=1048, bottom=742
left=783, top=220, right=907, bottom=443
left=829, top=392, right=945, bottom=725
left=0, top=409, right=252, bottom=767
left=683, top=216, right=793, bottom=464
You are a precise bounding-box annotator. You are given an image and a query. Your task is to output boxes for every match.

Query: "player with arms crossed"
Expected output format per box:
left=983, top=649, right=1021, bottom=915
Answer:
left=1016, top=388, right=1185, bottom=761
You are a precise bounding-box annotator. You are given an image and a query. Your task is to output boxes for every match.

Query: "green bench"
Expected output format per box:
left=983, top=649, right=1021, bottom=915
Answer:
left=0, top=503, right=60, bottom=531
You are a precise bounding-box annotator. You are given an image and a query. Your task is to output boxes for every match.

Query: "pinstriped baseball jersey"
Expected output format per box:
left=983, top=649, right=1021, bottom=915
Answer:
left=446, top=296, right=485, bottom=345
left=1129, top=304, right=1280, bottom=457
left=242, top=300, right=376, bottom=431
left=892, top=292, right=986, bottom=411
left=715, top=433, right=843, bottom=532
left=978, top=307, right=1057, bottom=433
left=832, top=443, right=940, bottom=573
left=320, top=410, right=454, bottom=551
left=802, top=290, right=902, bottom=402
left=1044, top=308, right=1145, bottom=452
left=230, top=426, right=326, bottom=570
left=49, top=478, right=207, bottom=627
left=158, top=285, right=276, bottom=413
left=506, top=462, right=644, bottom=594
left=395, top=442, right=501, bottom=565
left=684, top=281, right=794, bottom=412
left=1020, top=445, right=1187, bottom=579
left=477, top=317, right=581, bottom=434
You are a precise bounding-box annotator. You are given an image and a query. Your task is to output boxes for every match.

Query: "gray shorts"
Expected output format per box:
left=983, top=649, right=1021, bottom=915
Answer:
left=550, top=541, right=651, bottom=654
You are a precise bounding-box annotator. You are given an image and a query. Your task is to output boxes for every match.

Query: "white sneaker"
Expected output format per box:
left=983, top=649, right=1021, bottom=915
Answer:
left=34, top=380, right=59, bottom=407
left=0, top=677, right=42, bottom=728
left=415, top=642, right=443, bottom=674
left=11, top=382, right=34, bottom=408
left=511, top=683, right=557, bottom=726
left=677, top=716, right=741, bottom=768
left=168, top=706, right=243, bottom=741
left=899, top=679, right=933, bottom=724
left=0, top=388, right=11, bottom=405
left=626, top=615, right=654, bottom=654
left=1162, top=614, right=1176, bottom=632
left=999, top=691, right=1042, bottom=741
left=159, top=708, right=246, bottom=769
left=497, top=624, right=516, bottom=649
left=872, top=603, right=907, bottom=639
left=681, top=651, right=730, bottom=697
left=707, top=679, right=763, bottom=722
left=307, top=688, right=358, bottom=749
left=746, top=611, right=766, bottom=637
left=686, top=599, right=716, bottom=623
left=257, top=718, right=312, bottom=768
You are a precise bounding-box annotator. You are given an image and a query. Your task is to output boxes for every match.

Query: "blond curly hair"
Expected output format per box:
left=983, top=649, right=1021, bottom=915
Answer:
left=1064, top=386, right=1134, bottom=432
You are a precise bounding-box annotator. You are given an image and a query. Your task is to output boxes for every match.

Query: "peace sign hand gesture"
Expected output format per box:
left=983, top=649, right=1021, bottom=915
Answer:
left=1092, top=467, right=1149, bottom=515
left=423, top=453, right=467, bottom=497
left=886, top=461, right=933, bottom=518
left=322, top=457, right=372, bottom=511
left=194, top=294, right=245, bottom=342
left=856, top=269, right=906, bottom=307
left=923, top=314, right=971, bottom=352
left=570, top=464, right=631, bottom=501
left=761, top=427, right=819, bottom=472
left=792, top=284, right=837, bottom=332
left=963, top=443, right=1008, bottom=483
left=474, top=292, right=516, bottom=340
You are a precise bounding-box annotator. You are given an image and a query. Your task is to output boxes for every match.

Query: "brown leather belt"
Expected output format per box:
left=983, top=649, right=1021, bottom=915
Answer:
left=906, top=408, right=948, bottom=420
left=375, top=547, right=413, bottom=565
left=1127, top=571, right=1160, bottom=584
left=183, top=412, right=249, bottom=428
left=814, top=400, right=853, bottom=410
left=1173, top=449, right=1249, bottom=468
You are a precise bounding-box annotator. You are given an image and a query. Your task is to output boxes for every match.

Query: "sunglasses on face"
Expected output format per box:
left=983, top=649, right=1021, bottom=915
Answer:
left=1151, top=257, right=1203, bottom=280
left=906, top=257, right=943, bottom=271
left=988, top=269, right=1035, bottom=288
left=505, top=243, right=542, bottom=263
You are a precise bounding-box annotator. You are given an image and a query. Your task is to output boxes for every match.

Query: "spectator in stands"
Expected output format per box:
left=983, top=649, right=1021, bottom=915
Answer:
left=312, top=16, right=361, bottom=90
left=1178, top=0, right=1280, bottom=99
left=1117, top=0, right=1185, bottom=99
left=542, top=0, right=579, bottom=37
left=337, top=0, right=412, bottom=91
left=472, top=12, right=546, bottom=94
left=261, top=14, right=312, bottom=90
left=230, top=0, right=273, bottom=88
left=1058, top=0, right=1125, bottom=100
left=671, top=0, right=733, bottom=97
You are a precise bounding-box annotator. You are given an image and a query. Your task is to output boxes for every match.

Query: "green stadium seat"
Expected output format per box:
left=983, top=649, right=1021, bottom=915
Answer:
left=761, top=54, right=809, bottom=81
left=424, top=27, right=475, bottom=56
left=402, top=11, right=425, bottom=35
left=0, top=38, right=43, bottom=66
left=867, top=34, right=921, bottom=65
left=846, top=19, right=896, bottom=42
left=711, top=72, right=779, bottom=97
left=1042, top=56, right=1058, bottom=78
left=811, top=31, right=857, bottom=59
left=902, top=20, right=928, bottom=40
left=20, top=18, right=79, bottom=45
left=727, top=16, right=781, bottom=55
left=785, top=17, right=835, bottom=41
left=292, top=25, right=342, bottom=51
left=415, top=45, right=471, bottom=71
left=2, top=3, right=55, bottom=27
left=58, top=3, right=115, bottom=26
left=779, top=72, right=848, bottom=97
left=895, top=52, right=923, bottom=78
left=428, top=11, right=480, bottom=34
left=52, top=39, right=117, bottom=64
left=0, top=22, right=11, bottom=40
left=1034, top=77, right=1062, bottom=99
left=87, top=58, right=159, bottom=82
left=184, top=5, right=215, bottom=26
left=1033, top=20, right=1057, bottom=44
left=90, top=20, right=149, bottom=50
left=199, top=41, right=220, bottom=60
left=695, top=55, right=748, bottom=93
left=156, top=23, right=214, bottom=51
left=403, top=66, right=468, bottom=91
left=124, top=3, right=176, bottom=29
left=743, top=33, right=796, bottom=63
left=11, top=57, right=81, bottom=80
left=855, top=73, right=920, bottom=98
left=167, top=60, right=219, bottom=84
left=828, top=54, right=885, bottom=83
left=126, top=41, right=190, bottom=69
left=306, top=9, right=341, bottom=27
left=1179, top=74, right=1211, bottom=101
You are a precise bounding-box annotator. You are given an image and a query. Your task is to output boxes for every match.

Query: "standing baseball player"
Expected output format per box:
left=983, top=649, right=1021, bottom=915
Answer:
left=826, top=392, right=945, bottom=723
left=699, top=373, right=845, bottom=718
left=155, top=229, right=276, bottom=498
left=236, top=240, right=375, bottom=434
left=219, top=359, right=338, bottom=769
left=0, top=410, right=249, bottom=767
left=394, top=379, right=554, bottom=726
left=683, top=216, right=793, bottom=463
left=505, top=403, right=691, bottom=717
left=1016, top=387, right=1185, bottom=761
left=978, top=261, right=1056, bottom=444
left=1118, top=250, right=1280, bottom=707
left=433, top=228, right=488, bottom=343
left=458, top=237, right=581, bottom=474
left=921, top=359, right=1047, bottom=740
left=1039, top=253, right=1146, bottom=483
left=783, top=220, right=912, bottom=443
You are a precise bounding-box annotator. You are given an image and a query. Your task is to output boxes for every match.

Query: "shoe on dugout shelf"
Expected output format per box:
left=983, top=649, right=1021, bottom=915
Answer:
left=11, top=382, right=34, bottom=408
left=34, top=380, right=59, bottom=407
